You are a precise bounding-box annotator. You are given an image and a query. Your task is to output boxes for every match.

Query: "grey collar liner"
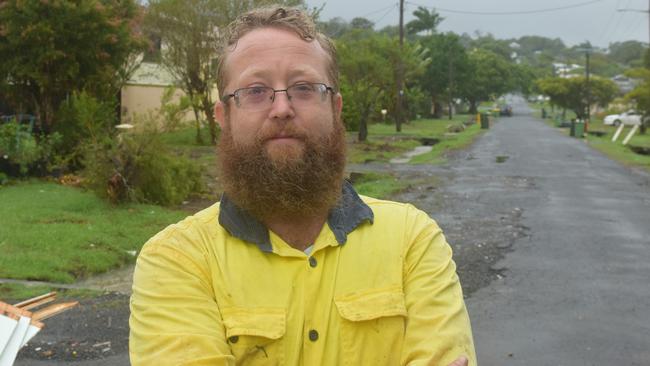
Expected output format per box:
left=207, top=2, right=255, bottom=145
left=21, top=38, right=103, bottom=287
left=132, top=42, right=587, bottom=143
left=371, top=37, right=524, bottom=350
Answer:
left=218, top=181, right=374, bottom=253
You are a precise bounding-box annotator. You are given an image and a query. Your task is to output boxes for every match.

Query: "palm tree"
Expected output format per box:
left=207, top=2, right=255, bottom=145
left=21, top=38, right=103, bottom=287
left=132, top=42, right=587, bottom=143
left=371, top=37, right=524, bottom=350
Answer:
left=406, top=6, right=443, bottom=36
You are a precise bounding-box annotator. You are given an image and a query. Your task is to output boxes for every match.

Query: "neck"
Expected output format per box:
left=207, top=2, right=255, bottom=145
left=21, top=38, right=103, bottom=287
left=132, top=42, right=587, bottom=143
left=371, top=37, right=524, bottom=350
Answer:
left=263, top=213, right=328, bottom=251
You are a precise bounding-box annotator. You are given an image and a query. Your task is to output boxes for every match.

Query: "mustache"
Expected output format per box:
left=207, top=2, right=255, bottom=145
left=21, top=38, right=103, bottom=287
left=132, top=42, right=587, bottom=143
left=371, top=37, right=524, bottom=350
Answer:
left=256, top=123, right=309, bottom=143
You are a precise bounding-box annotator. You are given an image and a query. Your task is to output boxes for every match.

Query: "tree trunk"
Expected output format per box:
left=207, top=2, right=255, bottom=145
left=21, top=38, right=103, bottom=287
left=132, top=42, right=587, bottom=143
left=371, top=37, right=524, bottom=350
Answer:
left=40, top=93, right=55, bottom=134
left=433, top=101, right=443, bottom=119
left=448, top=100, right=453, bottom=120
left=201, top=96, right=218, bottom=145
left=468, top=100, right=477, bottom=115
left=358, top=112, right=368, bottom=142
left=191, top=106, right=203, bottom=144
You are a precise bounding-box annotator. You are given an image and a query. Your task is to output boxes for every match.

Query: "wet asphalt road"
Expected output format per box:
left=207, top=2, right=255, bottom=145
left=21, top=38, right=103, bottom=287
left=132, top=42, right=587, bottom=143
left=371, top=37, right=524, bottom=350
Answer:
left=463, top=97, right=650, bottom=365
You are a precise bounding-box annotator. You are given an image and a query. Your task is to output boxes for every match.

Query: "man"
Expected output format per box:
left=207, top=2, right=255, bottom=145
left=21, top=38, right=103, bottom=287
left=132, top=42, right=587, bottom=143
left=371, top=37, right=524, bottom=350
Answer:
left=130, top=6, right=476, bottom=366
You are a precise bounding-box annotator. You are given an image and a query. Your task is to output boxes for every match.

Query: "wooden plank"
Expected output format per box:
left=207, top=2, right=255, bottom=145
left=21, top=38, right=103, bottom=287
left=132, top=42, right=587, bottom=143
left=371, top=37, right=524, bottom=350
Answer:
left=13, top=292, right=57, bottom=310
left=32, top=302, right=79, bottom=322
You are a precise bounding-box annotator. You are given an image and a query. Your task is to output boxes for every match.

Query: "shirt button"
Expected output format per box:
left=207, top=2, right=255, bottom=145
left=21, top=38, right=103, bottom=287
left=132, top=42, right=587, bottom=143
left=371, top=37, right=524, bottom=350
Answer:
left=309, top=329, right=319, bottom=341
left=308, top=256, right=317, bottom=268
left=229, top=336, right=239, bottom=343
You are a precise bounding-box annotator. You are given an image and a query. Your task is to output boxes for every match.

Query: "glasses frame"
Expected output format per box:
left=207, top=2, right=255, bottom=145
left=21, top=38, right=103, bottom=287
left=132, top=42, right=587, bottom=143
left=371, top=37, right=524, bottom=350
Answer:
left=222, top=82, right=335, bottom=110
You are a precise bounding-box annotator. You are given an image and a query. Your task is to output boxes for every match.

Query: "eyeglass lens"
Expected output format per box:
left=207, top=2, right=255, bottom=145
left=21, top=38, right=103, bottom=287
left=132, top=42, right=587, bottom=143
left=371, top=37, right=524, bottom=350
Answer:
left=235, top=83, right=328, bottom=110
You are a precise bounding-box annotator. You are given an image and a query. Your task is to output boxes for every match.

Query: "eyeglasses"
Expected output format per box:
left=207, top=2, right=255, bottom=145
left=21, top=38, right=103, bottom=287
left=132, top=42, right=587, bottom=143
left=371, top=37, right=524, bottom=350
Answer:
left=223, top=83, right=335, bottom=111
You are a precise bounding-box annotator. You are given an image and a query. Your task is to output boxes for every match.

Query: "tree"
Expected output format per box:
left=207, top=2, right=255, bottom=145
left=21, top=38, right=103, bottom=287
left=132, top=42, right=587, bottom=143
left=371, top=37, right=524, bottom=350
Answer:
left=406, top=6, right=443, bottom=36
left=337, top=32, right=429, bottom=141
left=537, top=76, right=618, bottom=120
left=145, top=0, right=303, bottom=145
left=419, top=32, right=469, bottom=118
left=459, top=49, right=514, bottom=113
left=350, top=17, right=374, bottom=30
left=317, top=17, right=351, bottom=39
left=0, top=0, right=145, bottom=133
left=609, top=40, right=646, bottom=67
left=624, top=68, right=650, bottom=134
left=467, top=32, right=512, bottom=60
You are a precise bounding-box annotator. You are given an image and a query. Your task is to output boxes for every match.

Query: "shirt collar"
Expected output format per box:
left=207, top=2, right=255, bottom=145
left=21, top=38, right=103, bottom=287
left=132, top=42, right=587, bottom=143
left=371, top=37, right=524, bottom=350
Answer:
left=218, top=181, right=374, bottom=253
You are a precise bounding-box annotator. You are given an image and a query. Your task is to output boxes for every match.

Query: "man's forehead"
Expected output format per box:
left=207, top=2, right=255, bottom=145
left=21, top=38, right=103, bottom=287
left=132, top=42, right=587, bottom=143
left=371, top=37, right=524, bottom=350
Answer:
left=227, top=27, right=327, bottom=61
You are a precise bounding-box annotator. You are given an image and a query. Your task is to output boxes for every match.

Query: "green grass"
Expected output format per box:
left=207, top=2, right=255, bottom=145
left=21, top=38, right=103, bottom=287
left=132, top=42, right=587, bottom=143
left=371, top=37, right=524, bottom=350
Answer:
left=0, top=283, right=102, bottom=302
left=0, top=181, right=187, bottom=283
left=159, top=125, right=213, bottom=148
left=584, top=119, right=650, bottom=172
left=347, top=137, right=421, bottom=163
left=351, top=172, right=409, bottom=199
left=409, top=123, right=484, bottom=164
left=347, top=115, right=484, bottom=164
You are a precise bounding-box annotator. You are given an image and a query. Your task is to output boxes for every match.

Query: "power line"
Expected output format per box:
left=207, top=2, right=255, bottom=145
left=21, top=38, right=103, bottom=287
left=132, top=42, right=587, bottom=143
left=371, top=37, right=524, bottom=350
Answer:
left=372, top=4, right=398, bottom=24
left=620, top=10, right=646, bottom=39
left=360, top=2, right=398, bottom=18
left=603, top=0, right=631, bottom=44
left=405, top=0, right=604, bottom=16
left=598, top=0, right=624, bottom=45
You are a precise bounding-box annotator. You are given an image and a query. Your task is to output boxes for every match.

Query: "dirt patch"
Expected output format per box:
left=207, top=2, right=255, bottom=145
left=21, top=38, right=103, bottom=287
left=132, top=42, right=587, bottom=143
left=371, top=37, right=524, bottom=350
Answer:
left=394, top=174, right=530, bottom=296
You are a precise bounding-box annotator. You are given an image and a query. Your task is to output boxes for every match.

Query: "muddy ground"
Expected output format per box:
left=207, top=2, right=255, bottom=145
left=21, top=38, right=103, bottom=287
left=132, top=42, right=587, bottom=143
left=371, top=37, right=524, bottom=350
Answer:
left=13, top=143, right=528, bottom=364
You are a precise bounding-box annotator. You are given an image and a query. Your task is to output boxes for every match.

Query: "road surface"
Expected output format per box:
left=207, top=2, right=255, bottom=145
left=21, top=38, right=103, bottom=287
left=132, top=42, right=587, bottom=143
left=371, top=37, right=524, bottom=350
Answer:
left=461, top=97, right=650, bottom=365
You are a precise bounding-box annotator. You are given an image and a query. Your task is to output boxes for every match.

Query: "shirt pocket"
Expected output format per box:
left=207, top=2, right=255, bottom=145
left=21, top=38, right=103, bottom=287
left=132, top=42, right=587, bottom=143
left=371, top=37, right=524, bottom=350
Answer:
left=334, top=287, right=408, bottom=366
left=221, top=307, right=286, bottom=366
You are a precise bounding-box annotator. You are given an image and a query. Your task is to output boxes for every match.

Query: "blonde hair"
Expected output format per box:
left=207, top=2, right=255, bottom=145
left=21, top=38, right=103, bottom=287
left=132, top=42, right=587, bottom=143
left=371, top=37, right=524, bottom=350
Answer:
left=217, top=6, right=339, bottom=97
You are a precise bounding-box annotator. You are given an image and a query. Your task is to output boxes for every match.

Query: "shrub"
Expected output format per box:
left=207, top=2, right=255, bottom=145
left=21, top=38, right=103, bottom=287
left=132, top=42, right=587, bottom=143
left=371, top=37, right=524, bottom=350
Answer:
left=81, top=116, right=202, bottom=206
left=0, top=120, right=62, bottom=176
left=160, top=86, right=192, bottom=132
left=55, top=91, right=117, bottom=167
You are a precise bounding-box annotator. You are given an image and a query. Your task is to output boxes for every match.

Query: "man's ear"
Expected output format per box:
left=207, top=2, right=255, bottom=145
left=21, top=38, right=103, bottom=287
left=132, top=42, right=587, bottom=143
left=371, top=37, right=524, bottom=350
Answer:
left=214, top=101, right=226, bottom=129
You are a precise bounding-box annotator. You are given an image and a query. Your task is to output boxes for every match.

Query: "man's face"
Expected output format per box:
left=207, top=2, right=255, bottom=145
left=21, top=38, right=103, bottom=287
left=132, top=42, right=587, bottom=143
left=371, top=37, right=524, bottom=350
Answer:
left=214, top=27, right=346, bottom=220
left=215, top=27, right=343, bottom=163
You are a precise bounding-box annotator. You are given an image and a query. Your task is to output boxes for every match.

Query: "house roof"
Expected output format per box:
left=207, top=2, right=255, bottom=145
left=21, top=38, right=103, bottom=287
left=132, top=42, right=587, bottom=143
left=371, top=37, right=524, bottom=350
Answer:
left=126, top=62, right=177, bottom=87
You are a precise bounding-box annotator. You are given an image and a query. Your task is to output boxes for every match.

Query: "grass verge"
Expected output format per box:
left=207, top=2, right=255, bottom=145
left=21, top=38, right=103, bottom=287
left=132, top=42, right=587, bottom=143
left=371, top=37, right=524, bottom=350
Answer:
left=351, top=172, right=410, bottom=199
left=0, top=181, right=187, bottom=283
left=0, top=283, right=103, bottom=301
left=585, top=119, right=650, bottom=172
left=347, top=115, right=484, bottom=164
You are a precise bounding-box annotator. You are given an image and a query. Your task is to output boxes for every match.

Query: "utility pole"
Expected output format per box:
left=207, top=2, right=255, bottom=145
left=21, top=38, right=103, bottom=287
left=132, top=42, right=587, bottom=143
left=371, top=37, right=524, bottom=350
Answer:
left=448, top=53, right=454, bottom=120
left=585, top=50, right=591, bottom=133
left=576, top=45, right=592, bottom=132
left=396, top=0, right=404, bottom=132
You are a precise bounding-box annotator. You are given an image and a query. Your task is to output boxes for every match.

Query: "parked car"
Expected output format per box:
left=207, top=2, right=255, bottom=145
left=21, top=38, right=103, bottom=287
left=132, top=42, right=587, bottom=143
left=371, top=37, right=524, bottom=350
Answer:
left=499, top=104, right=513, bottom=116
left=603, top=111, right=643, bottom=126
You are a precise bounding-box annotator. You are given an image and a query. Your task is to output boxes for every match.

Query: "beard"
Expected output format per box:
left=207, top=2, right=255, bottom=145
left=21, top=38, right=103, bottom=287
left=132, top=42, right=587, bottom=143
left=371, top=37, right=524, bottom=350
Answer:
left=217, top=115, right=347, bottom=222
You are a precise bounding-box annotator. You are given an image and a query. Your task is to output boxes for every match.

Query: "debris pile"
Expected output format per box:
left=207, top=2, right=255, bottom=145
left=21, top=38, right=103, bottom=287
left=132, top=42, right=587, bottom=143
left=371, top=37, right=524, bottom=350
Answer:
left=0, top=292, right=78, bottom=366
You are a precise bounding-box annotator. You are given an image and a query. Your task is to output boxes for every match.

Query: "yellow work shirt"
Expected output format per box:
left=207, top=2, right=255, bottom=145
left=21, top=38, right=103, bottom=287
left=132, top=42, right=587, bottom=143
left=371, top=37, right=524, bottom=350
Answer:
left=130, top=185, right=476, bottom=366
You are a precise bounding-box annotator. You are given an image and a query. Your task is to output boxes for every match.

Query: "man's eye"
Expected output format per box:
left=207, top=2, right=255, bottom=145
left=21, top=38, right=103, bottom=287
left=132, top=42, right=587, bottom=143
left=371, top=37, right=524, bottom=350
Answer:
left=293, top=84, right=315, bottom=93
left=247, top=87, right=267, bottom=96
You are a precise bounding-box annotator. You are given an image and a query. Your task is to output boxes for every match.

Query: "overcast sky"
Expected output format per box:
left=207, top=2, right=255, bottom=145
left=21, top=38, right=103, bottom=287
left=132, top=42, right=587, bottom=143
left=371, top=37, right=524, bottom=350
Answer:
left=305, top=0, right=649, bottom=48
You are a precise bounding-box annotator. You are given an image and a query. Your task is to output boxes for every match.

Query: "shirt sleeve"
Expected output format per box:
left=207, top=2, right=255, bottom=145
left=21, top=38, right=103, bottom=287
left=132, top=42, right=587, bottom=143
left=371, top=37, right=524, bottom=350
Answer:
left=129, top=233, right=234, bottom=366
left=400, top=207, right=477, bottom=366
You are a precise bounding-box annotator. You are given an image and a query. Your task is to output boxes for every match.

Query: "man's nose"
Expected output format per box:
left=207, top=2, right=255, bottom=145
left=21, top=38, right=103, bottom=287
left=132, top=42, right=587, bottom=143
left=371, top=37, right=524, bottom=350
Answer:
left=269, top=91, right=295, bottom=120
